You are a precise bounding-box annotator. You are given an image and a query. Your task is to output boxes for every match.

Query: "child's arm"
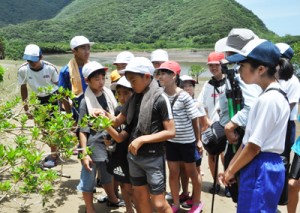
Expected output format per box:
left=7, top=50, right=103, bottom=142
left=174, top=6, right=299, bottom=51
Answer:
left=79, top=132, right=93, bottom=172
left=128, top=119, right=175, bottom=155
left=192, top=117, right=203, bottom=154
left=220, top=142, right=260, bottom=186
left=105, top=126, right=129, bottom=143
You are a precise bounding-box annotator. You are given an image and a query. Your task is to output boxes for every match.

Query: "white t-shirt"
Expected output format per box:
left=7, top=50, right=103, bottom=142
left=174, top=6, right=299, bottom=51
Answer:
left=279, top=75, right=300, bottom=121
left=167, top=91, right=201, bottom=144
left=197, top=79, right=225, bottom=123
left=18, top=61, right=59, bottom=97
left=242, top=82, right=290, bottom=154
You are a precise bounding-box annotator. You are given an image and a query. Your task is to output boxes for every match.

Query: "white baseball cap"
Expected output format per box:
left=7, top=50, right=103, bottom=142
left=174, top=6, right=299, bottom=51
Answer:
left=113, top=51, right=135, bottom=64
left=70, top=36, right=94, bottom=49
left=23, top=44, right=42, bottom=62
left=82, top=61, right=108, bottom=78
left=150, top=49, right=169, bottom=62
left=215, top=28, right=258, bottom=53
left=180, top=75, right=196, bottom=83
left=123, top=57, right=155, bottom=76
left=110, top=76, right=132, bottom=90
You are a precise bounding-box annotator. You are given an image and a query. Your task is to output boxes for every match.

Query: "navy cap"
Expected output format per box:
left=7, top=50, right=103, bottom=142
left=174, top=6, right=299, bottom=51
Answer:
left=226, top=39, right=281, bottom=67
left=276, top=43, right=294, bottom=60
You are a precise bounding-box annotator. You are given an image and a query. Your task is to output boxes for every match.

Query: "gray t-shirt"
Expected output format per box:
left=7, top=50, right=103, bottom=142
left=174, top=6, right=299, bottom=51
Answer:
left=78, top=95, right=109, bottom=162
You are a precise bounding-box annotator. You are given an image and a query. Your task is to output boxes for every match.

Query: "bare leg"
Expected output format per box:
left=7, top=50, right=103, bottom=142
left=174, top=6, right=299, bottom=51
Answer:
left=184, top=162, right=202, bottom=204
left=132, top=185, right=152, bottom=213
left=287, top=178, right=300, bottom=213
left=82, top=192, right=96, bottom=213
left=120, top=183, right=135, bottom=213
left=151, top=193, right=172, bottom=213
left=168, top=161, right=181, bottom=208
left=180, top=162, right=189, bottom=196
left=102, top=182, right=119, bottom=203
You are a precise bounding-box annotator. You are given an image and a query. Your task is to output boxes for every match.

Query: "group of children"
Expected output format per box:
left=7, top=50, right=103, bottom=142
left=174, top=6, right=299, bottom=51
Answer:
left=17, top=29, right=300, bottom=213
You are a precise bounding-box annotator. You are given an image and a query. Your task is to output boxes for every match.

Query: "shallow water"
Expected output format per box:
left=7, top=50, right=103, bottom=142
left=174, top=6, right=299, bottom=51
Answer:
left=43, top=49, right=213, bottom=77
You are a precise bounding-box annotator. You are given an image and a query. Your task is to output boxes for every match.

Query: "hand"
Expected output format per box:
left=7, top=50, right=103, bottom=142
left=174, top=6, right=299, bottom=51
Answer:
left=128, top=136, right=144, bottom=155
left=225, top=121, right=239, bottom=144
left=219, top=169, right=236, bottom=187
left=81, top=155, right=93, bottom=172
left=225, top=129, right=239, bottom=144
left=196, top=140, right=203, bottom=155
left=92, top=108, right=106, bottom=117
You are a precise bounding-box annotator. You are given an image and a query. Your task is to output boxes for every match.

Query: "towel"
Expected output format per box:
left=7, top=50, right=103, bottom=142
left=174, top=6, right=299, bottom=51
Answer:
left=126, top=80, right=163, bottom=135
left=68, top=58, right=83, bottom=97
left=85, top=86, right=118, bottom=116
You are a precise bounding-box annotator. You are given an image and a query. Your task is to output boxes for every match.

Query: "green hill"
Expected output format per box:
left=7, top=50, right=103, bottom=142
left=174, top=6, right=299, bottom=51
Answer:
left=0, top=0, right=278, bottom=59
left=0, top=0, right=73, bottom=27
left=0, top=0, right=274, bottom=43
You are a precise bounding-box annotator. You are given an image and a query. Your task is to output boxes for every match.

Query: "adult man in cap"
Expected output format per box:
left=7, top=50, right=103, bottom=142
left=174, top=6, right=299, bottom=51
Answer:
left=58, top=35, right=94, bottom=121
left=18, top=44, right=59, bottom=168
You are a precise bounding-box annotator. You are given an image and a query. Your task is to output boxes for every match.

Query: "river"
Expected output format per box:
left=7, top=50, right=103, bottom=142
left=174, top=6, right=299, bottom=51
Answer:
left=43, top=49, right=213, bottom=77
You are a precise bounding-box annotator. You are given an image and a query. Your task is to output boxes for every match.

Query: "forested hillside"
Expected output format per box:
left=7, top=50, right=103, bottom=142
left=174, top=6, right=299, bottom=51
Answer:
left=0, top=0, right=73, bottom=27
left=0, top=0, right=274, bottom=45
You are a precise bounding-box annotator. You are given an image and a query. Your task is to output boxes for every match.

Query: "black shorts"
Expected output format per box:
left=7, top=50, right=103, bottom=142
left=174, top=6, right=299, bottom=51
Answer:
left=107, top=154, right=130, bottom=184
left=166, top=141, right=196, bottom=163
left=289, top=153, right=300, bottom=180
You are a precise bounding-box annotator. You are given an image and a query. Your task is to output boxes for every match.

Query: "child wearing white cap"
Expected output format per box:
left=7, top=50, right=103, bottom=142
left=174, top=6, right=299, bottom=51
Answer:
left=58, top=35, right=94, bottom=121
left=219, top=39, right=292, bottom=212
left=76, top=61, right=125, bottom=212
left=104, top=76, right=135, bottom=213
left=18, top=43, right=59, bottom=168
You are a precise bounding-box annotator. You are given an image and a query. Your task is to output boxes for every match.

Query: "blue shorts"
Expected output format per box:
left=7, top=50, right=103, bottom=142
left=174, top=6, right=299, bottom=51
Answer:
left=238, top=152, right=285, bottom=213
left=127, top=153, right=166, bottom=195
left=166, top=141, right=196, bottom=163
left=77, top=161, right=112, bottom=193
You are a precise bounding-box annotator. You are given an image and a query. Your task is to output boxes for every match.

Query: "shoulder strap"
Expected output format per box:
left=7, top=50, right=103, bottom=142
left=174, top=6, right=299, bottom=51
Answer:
left=265, top=88, right=288, bottom=102
left=171, top=90, right=183, bottom=108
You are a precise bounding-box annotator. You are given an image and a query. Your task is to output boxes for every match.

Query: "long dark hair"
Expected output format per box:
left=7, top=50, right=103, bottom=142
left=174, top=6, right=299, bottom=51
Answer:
left=247, top=58, right=293, bottom=81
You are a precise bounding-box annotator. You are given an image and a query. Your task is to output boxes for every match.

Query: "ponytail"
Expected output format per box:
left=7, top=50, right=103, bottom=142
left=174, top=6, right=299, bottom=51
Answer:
left=277, top=57, right=294, bottom=81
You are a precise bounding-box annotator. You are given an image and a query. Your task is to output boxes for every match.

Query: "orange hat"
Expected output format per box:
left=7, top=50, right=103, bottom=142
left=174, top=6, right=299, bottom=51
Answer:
left=207, top=52, right=225, bottom=64
left=157, top=61, right=181, bottom=75
left=110, top=70, right=121, bottom=83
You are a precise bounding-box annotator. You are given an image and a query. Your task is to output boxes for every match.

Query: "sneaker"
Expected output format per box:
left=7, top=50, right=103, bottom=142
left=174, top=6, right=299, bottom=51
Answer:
left=179, top=192, right=190, bottom=203
left=43, top=156, right=57, bottom=168
left=187, top=202, right=204, bottom=213
left=165, top=192, right=173, bottom=200
left=97, top=195, right=108, bottom=203
left=171, top=205, right=180, bottom=213
left=106, top=199, right=126, bottom=207
left=181, top=199, right=193, bottom=208
left=225, top=187, right=231, bottom=197
left=208, top=184, right=221, bottom=194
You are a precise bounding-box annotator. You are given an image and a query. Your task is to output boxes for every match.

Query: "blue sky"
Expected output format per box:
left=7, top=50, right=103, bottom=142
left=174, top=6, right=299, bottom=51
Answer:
left=236, top=0, right=300, bottom=36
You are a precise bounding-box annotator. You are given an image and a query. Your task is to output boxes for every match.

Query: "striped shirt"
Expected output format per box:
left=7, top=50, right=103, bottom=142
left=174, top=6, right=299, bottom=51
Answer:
left=166, top=91, right=200, bottom=144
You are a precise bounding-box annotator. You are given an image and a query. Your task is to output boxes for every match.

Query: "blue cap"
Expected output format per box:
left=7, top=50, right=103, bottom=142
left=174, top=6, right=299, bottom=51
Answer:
left=276, top=43, right=294, bottom=60
left=226, top=39, right=280, bottom=67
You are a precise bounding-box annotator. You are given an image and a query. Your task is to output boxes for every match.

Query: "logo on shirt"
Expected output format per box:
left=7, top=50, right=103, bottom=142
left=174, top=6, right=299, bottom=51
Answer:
left=43, top=75, right=50, bottom=78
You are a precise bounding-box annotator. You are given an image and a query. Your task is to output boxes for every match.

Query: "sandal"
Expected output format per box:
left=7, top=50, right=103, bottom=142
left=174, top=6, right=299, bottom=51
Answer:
left=106, top=199, right=126, bottom=207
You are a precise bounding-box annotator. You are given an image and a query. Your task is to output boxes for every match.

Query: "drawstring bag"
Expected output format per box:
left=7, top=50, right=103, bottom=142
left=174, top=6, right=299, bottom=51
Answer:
left=202, top=121, right=227, bottom=155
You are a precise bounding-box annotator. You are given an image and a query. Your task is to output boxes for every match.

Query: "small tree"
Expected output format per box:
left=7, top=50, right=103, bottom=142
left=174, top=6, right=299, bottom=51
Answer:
left=0, top=87, right=112, bottom=210
left=189, top=64, right=205, bottom=83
